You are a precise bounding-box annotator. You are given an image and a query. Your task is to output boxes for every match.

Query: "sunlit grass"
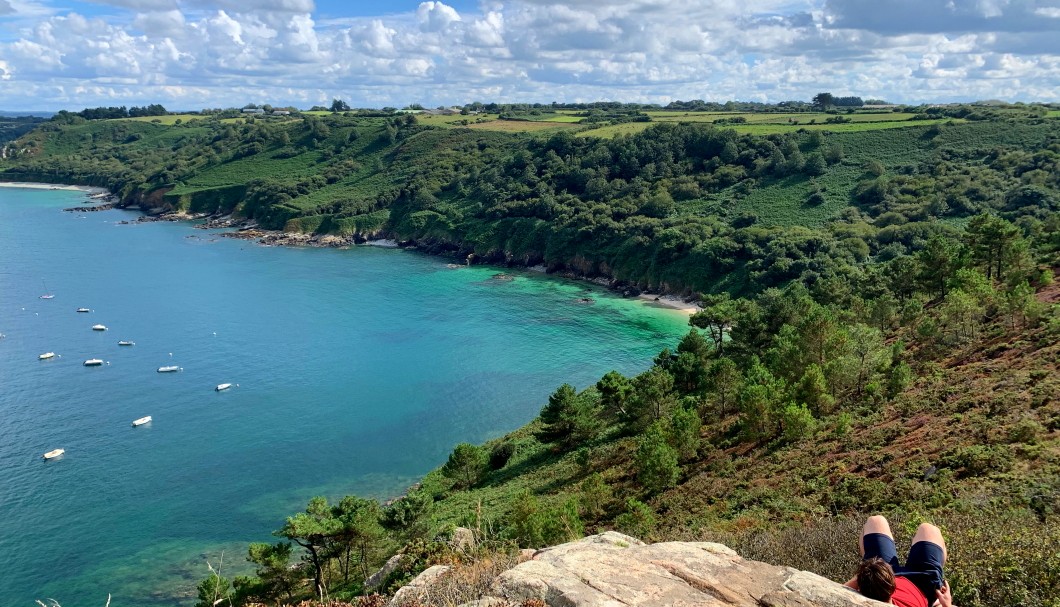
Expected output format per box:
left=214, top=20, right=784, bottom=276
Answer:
left=120, top=114, right=206, bottom=124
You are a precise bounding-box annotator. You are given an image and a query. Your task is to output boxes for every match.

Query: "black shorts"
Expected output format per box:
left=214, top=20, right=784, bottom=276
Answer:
left=863, top=532, right=945, bottom=601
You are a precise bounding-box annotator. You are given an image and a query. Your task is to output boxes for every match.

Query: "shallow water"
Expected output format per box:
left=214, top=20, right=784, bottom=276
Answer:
left=0, top=187, right=690, bottom=605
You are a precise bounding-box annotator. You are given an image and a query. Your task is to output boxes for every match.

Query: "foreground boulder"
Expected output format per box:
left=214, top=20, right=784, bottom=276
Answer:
left=393, top=531, right=886, bottom=607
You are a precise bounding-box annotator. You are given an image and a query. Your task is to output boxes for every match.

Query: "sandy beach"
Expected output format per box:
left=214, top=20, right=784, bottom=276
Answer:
left=0, top=181, right=107, bottom=195
left=637, top=293, right=700, bottom=315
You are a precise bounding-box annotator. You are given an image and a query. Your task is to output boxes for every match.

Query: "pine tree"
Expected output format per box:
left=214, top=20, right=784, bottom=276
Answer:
left=635, top=422, right=680, bottom=493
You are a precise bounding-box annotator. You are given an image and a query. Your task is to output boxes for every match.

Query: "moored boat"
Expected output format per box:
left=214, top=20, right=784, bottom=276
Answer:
left=157, top=365, right=181, bottom=373
left=91, top=324, right=108, bottom=331
left=39, top=352, right=56, bottom=360
left=117, top=340, right=135, bottom=346
left=43, top=448, right=64, bottom=460
left=215, top=383, right=232, bottom=391
left=132, top=416, right=152, bottom=427
left=76, top=308, right=90, bottom=313
left=84, top=358, right=104, bottom=366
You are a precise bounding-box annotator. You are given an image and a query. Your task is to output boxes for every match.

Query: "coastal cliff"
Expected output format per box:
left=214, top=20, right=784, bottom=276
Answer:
left=384, top=532, right=882, bottom=607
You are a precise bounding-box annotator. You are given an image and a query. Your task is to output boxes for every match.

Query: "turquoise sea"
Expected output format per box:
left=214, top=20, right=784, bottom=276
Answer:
left=0, top=187, right=690, bottom=606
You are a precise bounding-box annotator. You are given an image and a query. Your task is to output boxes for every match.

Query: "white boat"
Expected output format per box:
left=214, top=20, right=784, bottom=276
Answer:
left=157, top=365, right=181, bottom=373
left=84, top=358, right=104, bottom=366
left=215, top=383, right=232, bottom=391
left=43, top=448, right=65, bottom=460
left=76, top=308, right=90, bottom=313
left=117, top=340, right=135, bottom=346
left=39, top=352, right=56, bottom=360
left=91, top=324, right=108, bottom=331
left=132, top=416, right=152, bottom=427
left=40, top=279, right=54, bottom=300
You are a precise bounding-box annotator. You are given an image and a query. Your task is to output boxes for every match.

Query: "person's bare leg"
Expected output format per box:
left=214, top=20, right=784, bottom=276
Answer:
left=861, top=515, right=893, bottom=557
left=911, top=523, right=947, bottom=563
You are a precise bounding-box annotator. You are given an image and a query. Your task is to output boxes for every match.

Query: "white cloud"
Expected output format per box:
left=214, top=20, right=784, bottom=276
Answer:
left=417, top=1, right=460, bottom=32
left=0, top=0, right=1057, bottom=110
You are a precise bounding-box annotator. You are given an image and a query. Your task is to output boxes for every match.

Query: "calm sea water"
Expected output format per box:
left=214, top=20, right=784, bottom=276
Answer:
left=0, top=187, right=690, bottom=606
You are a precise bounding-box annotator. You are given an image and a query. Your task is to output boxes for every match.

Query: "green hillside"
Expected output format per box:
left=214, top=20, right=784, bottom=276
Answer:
left=2, top=107, right=1059, bottom=607
left=3, top=109, right=1057, bottom=298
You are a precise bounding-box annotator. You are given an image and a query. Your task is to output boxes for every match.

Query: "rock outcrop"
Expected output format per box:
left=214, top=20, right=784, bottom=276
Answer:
left=391, top=532, right=886, bottom=607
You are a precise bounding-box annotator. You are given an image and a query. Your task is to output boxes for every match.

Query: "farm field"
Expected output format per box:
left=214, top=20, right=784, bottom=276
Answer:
left=465, top=119, right=583, bottom=133
left=578, top=116, right=956, bottom=138
left=122, top=114, right=208, bottom=124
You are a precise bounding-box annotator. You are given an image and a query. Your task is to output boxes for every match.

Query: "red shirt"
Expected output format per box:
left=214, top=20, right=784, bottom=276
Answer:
left=891, top=576, right=928, bottom=607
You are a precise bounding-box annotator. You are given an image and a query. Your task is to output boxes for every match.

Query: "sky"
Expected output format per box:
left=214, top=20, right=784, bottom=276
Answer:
left=0, top=0, right=1057, bottom=111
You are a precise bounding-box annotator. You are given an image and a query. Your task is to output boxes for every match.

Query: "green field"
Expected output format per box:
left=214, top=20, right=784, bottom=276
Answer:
left=579, top=116, right=955, bottom=138
left=121, top=114, right=207, bottom=124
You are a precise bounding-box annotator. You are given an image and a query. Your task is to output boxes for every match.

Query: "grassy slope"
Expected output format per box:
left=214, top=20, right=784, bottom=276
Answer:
left=419, top=286, right=1060, bottom=606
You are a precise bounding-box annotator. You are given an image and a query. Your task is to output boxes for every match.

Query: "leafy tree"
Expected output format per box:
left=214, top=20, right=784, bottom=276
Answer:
left=804, top=152, right=827, bottom=176
left=333, top=496, right=387, bottom=584
left=330, top=98, right=351, bottom=112
left=243, top=542, right=298, bottom=605
left=666, top=405, right=701, bottom=462
left=382, top=489, right=433, bottom=543
left=738, top=357, right=787, bottom=442
left=706, top=357, right=742, bottom=417
left=635, top=421, right=680, bottom=494
left=1002, top=281, right=1044, bottom=329
left=442, top=443, right=487, bottom=488
left=691, top=293, right=737, bottom=354
left=629, top=366, right=676, bottom=431
left=276, top=496, right=339, bottom=600
left=966, top=213, right=1023, bottom=281
left=777, top=401, right=816, bottom=444
left=887, top=360, right=913, bottom=399
left=794, top=363, right=835, bottom=416
left=939, top=289, right=985, bottom=344
left=597, top=370, right=635, bottom=419
left=812, top=92, right=835, bottom=110
left=195, top=572, right=231, bottom=607
left=843, top=324, right=889, bottom=401
left=579, top=473, right=613, bottom=520
left=615, top=498, right=657, bottom=539
left=918, top=234, right=965, bottom=300
left=509, top=490, right=545, bottom=547
left=537, top=383, right=598, bottom=448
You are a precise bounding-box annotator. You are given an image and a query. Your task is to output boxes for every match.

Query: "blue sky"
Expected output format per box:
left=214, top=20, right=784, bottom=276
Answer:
left=0, top=0, right=1058, bottom=111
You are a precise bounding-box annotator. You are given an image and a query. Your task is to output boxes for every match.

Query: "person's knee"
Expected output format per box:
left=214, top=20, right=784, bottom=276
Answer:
left=864, top=515, right=892, bottom=535
left=916, top=523, right=940, bottom=535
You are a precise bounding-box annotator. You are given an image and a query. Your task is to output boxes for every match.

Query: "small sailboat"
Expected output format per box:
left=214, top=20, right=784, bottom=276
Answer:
left=215, top=383, right=233, bottom=391
left=92, top=324, right=108, bottom=331
left=157, top=365, right=181, bottom=373
left=39, top=352, right=56, bottom=360
left=117, top=340, right=135, bottom=346
left=84, top=358, right=104, bottom=366
left=39, top=279, right=54, bottom=300
left=132, top=416, right=152, bottom=427
left=43, top=448, right=65, bottom=460
left=76, top=308, right=91, bottom=313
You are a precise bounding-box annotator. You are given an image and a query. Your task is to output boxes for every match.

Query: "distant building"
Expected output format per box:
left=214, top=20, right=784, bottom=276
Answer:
left=242, top=108, right=265, bottom=114
left=272, top=110, right=291, bottom=116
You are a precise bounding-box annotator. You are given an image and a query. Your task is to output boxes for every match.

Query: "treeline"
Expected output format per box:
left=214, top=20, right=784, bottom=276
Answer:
left=50, top=104, right=168, bottom=122
left=391, top=120, right=1060, bottom=296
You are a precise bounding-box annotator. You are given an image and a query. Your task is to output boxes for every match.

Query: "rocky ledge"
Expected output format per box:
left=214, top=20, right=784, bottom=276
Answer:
left=391, top=532, right=885, bottom=607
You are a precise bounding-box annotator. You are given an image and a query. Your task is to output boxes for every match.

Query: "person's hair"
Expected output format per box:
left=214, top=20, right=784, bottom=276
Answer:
left=857, top=557, right=896, bottom=602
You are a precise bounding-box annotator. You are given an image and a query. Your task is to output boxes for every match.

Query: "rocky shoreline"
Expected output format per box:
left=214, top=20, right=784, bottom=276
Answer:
left=61, top=198, right=701, bottom=312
